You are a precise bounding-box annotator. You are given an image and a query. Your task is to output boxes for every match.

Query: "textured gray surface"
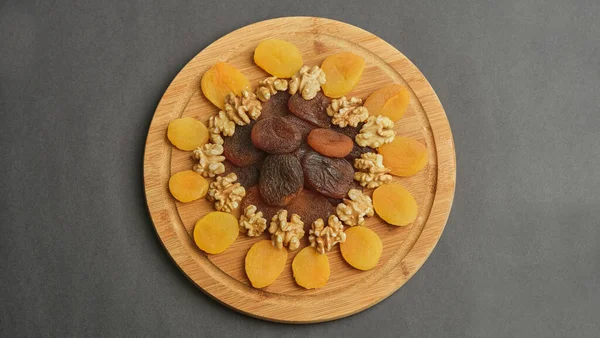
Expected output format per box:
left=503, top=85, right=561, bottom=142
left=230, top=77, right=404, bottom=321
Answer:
left=1, top=0, right=599, bottom=337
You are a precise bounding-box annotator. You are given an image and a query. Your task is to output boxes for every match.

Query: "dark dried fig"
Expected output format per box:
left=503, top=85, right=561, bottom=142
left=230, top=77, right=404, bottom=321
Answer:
left=287, top=189, right=334, bottom=232
left=222, top=160, right=259, bottom=188
left=222, top=122, right=266, bottom=167
left=259, top=91, right=291, bottom=120
left=259, top=154, right=304, bottom=206
left=241, top=185, right=281, bottom=222
left=301, top=151, right=354, bottom=198
left=283, top=114, right=317, bottom=140
left=251, top=116, right=302, bottom=154
left=288, top=92, right=331, bottom=128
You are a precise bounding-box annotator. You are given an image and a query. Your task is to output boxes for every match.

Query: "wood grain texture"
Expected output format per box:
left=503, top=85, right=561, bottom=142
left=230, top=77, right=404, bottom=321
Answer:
left=143, top=17, right=456, bottom=323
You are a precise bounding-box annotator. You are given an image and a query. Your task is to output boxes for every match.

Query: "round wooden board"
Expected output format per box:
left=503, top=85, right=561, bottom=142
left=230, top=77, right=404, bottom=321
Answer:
left=143, top=17, right=456, bottom=323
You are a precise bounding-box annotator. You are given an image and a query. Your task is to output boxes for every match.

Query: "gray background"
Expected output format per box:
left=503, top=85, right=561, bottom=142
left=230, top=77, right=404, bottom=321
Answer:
left=1, top=0, right=599, bottom=337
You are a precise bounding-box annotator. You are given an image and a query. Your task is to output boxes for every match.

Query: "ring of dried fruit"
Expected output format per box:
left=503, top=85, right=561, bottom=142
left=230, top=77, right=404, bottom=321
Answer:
left=162, top=38, right=428, bottom=292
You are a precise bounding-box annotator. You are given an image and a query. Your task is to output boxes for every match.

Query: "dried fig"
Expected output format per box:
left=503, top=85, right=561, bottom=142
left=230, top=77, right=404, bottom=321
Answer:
left=288, top=92, right=331, bottom=128
left=302, top=151, right=354, bottom=198
left=259, top=154, right=304, bottom=206
left=222, top=122, right=266, bottom=167
left=251, top=116, right=302, bottom=154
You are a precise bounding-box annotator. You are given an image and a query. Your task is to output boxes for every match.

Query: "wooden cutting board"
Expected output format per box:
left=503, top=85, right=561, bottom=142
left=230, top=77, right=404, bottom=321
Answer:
left=143, top=17, right=456, bottom=323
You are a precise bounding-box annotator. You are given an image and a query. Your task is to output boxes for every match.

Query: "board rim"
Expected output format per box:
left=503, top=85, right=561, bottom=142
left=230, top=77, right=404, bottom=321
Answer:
left=143, top=16, right=456, bottom=323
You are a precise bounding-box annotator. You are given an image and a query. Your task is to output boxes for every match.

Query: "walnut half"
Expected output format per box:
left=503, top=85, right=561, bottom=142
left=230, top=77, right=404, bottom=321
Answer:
left=354, top=152, right=393, bottom=188
left=239, top=205, right=267, bottom=237
left=355, top=115, right=396, bottom=148
left=207, top=173, right=246, bottom=213
left=268, top=209, right=304, bottom=250
left=336, top=189, right=374, bottom=227
left=208, top=110, right=235, bottom=145
left=309, top=215, right=346, bottom=254
left=288, top=65, right=326, bottom=100
left=256, top=76, right=288, bottom=102
left=191, top=143, right=226, bottom=178
left=327, top=96, right=369, bottom=128
left=224, top=90, right=262, bottom=126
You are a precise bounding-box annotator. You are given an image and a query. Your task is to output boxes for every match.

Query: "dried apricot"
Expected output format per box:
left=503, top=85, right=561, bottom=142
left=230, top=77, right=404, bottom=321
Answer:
left=287, top=189, right=334, bottom=232
left=364, top=84, right=410, bottom=122
left=377, top=136, right=428, bottom=176
left=302, top=151, right=354, bottom=198
left=283, top=114, right=317, bottom=140
left=288, top=92, right=331, bottom=128
left=167, top=117, right=209, bottom=151
left=321, top=52, right=365, bottom=98
left=340, top=226, right=382, bottom=270
left=373, top=184, right=418, bottom=226
left=193, top=211, right=239, bottom=254
left=307, top=128, right=353, bottom=158
left=222, top=160, right=259, bottom=188
left=222, top=122, right=266, bottom=167
left=241, top=186, right=280, bottom=222
left=259, top=91, right=291, bottom=120
left=245, top=240, right=288, bottom=288
left=201, top=62, right=250, bottom=109
left=259, top=154, right=304, bottom=206
left=251, top=116, right=302, bottom=154
left=168, top=170, right=208, bottom=202
left=254, top=39, right=303, bottom=78
left=292, top=246, right=330, bottom=289
left=292, top=142, right=312, bottom=162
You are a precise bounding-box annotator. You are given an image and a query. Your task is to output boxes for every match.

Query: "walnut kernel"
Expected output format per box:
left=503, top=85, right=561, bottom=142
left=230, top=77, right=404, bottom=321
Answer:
left=309, top=215, right=346, bottom=254
left=192, top=143, right=226, bottom=178
left=355, top=115, right=395, bottom=148
left=336, top=189, right=374, bottom=227
left=224, top=90, right=262, bottom=126
left=256, top=77, right=289, bottom=102
left=208, top=110, right=235, bottom=145
left=288, top=65, right=326, bottom=100
left=326, top=96, right=369, bottom=127
left=268, top=209, right=304, bottom=250
left=354, top=152, right=393, bottom=188
left=239, top=205, right=267, bottom=237
left=207, top=173, right=246, bottom=213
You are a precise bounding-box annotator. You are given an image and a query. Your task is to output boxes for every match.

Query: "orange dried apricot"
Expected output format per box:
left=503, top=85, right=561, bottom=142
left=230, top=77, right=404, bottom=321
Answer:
left=193, top=211, right=239, bottom=254
left=292, top=246, right=330, bottom=289
left=307, top=128, right=353, bottom=158
left=373, top=184, right=418, bottom=226
left=377, top=136, right=428, bottom=176
left=168, top=170, right=208, bottom=202
left=167, top=117, right=209, bottom=151
left=201, top=62, right=250, bottom=109
left=245, top=240, right=288, bottom=288
left=254, top=39, right=303, bottom=78
left=340, top=226, right=382, bottom=270
left=321, top=52, right=365, bottom=98
left=364, top=84, right=410, bottom=122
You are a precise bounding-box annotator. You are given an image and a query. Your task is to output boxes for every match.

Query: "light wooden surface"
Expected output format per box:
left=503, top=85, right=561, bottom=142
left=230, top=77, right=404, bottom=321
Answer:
left=143, top=17, right=456, bottom=323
